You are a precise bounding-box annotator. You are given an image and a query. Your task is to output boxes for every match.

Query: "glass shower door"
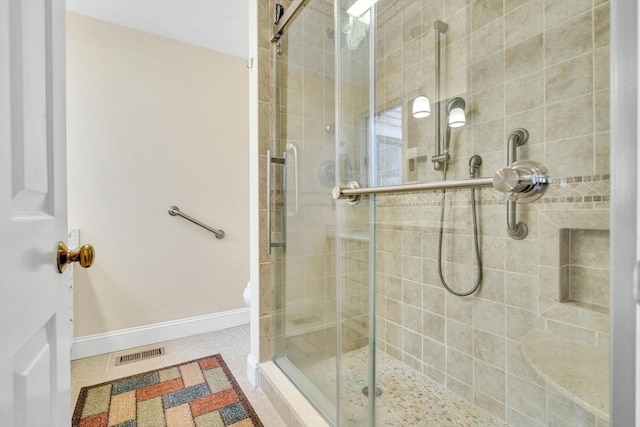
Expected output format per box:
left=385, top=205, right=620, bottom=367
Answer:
left=334, top=0, right=377, bottom=425
left=271, top=1, right=338, bottom=423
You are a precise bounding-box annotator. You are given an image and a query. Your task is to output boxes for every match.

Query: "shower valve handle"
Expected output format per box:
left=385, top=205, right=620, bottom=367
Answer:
left=493, top=160, right=551, bottom=203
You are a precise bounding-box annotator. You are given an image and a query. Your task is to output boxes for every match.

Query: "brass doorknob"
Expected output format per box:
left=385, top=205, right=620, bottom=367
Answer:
left=57, top=242, right=95, bottom=273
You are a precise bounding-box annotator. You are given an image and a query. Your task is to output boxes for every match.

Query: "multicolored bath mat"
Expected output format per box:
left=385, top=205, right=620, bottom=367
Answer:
left=72, top=354, right=263, bottom=427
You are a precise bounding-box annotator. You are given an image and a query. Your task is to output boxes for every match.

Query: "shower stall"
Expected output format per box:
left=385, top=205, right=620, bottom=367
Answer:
left=264, top=0, right=612, bottom=425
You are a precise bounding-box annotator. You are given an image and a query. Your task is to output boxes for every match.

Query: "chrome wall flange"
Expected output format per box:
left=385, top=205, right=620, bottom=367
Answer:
left=494, top=158, right=551, bottom=240
left=332, top=181, right=362, bottom=205
left=494, top=160, right=551, bottom=203
left=509, top=128, right=529, bottom=147
left=508, top=222, right=528, bottom=240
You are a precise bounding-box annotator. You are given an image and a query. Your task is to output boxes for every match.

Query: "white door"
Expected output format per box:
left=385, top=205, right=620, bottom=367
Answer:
left=0, top=1, right=71, bottom=426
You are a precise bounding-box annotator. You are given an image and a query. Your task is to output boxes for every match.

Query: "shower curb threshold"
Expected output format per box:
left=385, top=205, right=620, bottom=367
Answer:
left=258, top=361, right=330, bottom=427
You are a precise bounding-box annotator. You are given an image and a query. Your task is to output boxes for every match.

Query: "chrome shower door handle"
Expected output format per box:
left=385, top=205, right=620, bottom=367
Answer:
left=267, top=150, right=272, bottom=254
left=267, top=150, right=286, bottom=254
left=286, top=143, right=298, bottom=217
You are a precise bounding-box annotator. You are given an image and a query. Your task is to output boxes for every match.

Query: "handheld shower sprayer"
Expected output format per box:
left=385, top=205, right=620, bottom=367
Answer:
left=444, top=97, right=466, bottom=154
left=436, top=97, right=467, bottom=175
left=469, top=155, right=482, bottom=178
left=446, top=97, right=466, bottom=128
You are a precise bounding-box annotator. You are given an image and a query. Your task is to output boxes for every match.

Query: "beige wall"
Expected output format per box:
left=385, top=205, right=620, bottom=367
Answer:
left=66, top=12, right=249, bottom=337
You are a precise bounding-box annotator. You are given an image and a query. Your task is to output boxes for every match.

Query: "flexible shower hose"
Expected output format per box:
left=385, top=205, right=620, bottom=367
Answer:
left=437, top=174, right=483, bottom=296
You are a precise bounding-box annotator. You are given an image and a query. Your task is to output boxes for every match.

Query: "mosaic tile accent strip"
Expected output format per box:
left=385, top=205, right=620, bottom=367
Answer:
left=72, top=354, right=263, bottom=427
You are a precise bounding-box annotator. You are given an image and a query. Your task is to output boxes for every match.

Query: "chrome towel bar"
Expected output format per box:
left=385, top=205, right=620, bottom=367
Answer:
left=333, top=160, right=553, bottom=207
left=168, top=206, right=225, bottom=239
left=332, top=178, right=493, bottom=204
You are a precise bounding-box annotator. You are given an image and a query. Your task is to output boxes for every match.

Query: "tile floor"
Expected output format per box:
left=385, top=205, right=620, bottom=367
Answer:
left=71, top=325, right=286, bottom=426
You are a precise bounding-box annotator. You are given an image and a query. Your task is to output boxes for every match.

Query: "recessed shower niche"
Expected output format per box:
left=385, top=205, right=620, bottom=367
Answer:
left=560, top=229, right=610, bottom=310
left=538, top=209, right=609, bottom=317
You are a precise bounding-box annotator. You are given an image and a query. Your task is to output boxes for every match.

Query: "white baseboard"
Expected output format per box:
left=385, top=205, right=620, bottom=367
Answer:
left=71, top=308, right=249, bottom=360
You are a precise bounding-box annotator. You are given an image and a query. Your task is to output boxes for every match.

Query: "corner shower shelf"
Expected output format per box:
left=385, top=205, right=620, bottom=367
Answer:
left=521, top=329, right=609, bottom=421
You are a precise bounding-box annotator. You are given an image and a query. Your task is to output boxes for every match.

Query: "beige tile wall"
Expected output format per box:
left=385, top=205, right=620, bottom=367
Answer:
left=373, top=0, right=610, bottom=425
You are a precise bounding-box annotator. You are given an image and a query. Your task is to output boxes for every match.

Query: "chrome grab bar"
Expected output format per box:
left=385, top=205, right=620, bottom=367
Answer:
left=506, top=129, right=529, bottom=240
left=168, top=206, right=225, bottom=239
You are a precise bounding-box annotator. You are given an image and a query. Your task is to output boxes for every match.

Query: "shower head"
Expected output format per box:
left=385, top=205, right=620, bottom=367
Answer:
left=469, top=154, right=482, bottom=178
left=446, top=97, right=466, bottom=128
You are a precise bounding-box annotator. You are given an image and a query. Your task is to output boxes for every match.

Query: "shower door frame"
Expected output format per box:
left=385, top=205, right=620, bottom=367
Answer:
left=610, top=0, right=638, bottom=425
